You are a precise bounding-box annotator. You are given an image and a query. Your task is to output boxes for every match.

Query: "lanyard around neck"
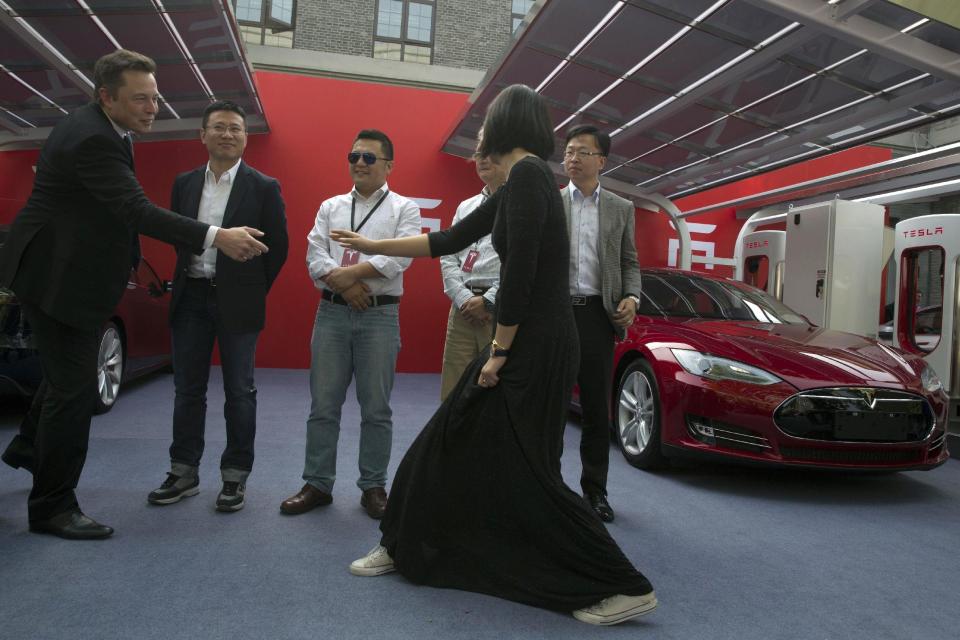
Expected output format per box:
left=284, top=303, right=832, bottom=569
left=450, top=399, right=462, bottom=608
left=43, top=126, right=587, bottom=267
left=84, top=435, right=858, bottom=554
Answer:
left=351, top=190, right=389, bottom=233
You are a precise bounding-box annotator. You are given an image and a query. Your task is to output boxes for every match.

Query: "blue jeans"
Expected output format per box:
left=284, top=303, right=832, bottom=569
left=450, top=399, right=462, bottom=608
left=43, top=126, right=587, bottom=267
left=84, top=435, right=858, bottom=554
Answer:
left=170, top=279, right=259, bottom=483
left=303, top=300, right=400, bottom=493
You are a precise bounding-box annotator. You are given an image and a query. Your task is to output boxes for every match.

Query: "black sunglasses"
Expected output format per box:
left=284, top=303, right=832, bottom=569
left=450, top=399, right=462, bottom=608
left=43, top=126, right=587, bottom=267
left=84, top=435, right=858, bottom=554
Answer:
left=348, top=151, right=391, bottom=165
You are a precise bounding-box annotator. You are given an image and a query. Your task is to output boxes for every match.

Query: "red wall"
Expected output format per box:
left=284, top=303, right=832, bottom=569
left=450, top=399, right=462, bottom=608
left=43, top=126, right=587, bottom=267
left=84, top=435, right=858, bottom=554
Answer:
left=0, top=70, right=894, bottom=372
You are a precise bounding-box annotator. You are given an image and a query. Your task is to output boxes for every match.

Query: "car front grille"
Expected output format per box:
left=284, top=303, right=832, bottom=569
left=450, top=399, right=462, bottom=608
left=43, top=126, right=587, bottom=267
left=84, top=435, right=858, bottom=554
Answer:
left=774, top=388, right=933, bottom=443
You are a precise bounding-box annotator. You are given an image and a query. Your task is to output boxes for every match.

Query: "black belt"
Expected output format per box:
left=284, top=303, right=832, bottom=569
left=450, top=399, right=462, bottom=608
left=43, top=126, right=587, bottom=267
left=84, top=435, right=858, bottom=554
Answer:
left=187, top=276, right=216, bottom=287
left=571, top=295, right=602, bottom=306
left=322, top=289, right=399, bottom=307
left=468, top=286, right=490, bottom=295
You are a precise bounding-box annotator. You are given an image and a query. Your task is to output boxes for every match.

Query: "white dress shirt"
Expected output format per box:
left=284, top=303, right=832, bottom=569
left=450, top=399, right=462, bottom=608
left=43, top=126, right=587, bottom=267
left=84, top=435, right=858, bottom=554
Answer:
left=569, top=183, right=602, bottom=296
left=306, top=181, right=422, bottom=297
left=439, top=187, right=500, bottom=310
left=187, top=159, right=242, bottom=278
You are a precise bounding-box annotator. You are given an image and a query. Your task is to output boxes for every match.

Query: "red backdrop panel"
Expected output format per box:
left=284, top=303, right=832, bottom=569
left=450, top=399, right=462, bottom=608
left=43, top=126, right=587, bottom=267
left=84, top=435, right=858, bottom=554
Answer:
left=0, top=70, right=894, bottom=372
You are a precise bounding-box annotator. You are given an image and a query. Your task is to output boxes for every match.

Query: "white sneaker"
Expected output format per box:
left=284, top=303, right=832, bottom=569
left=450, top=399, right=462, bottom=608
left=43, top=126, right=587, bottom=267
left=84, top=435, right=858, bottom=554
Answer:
left=572, top=591, right=658, bottom=626
left=349, top=545, right=395, bottom=576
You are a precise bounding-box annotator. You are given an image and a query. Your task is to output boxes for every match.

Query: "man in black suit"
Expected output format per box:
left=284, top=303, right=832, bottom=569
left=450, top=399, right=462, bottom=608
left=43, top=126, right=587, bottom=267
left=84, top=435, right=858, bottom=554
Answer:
left=147, top=101, right=287, bottom=513
left=0, top=50, right=268, bottom=540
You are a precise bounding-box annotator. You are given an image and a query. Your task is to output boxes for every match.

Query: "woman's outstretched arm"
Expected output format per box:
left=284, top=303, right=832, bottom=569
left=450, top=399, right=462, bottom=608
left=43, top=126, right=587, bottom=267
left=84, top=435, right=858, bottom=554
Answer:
left=330, top=230, right=431, bottom=257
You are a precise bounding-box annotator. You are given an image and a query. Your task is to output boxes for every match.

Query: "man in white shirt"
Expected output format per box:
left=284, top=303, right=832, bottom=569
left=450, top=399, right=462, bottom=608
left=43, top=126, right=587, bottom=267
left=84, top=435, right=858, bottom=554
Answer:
left=147, top=100, right=288, bottom=513
left=561, top=125, right=642, bottom=523
left=438, top=144, right=505, bottom=400
left=282, top=129, right=421, bottom=519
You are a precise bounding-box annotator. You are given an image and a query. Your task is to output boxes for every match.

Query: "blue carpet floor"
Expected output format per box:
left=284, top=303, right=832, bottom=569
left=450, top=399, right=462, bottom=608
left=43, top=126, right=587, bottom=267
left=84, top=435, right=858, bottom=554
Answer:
left=0, top=368, right=958, bottom=640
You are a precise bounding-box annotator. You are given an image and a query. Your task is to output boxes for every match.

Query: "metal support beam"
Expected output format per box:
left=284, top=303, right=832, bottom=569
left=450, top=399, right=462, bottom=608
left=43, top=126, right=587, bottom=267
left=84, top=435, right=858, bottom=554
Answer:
left=831, top=0, right=884, bottom=21
left=744, top=0, right=960, bottom=84
left=0, top=5, right=93, bottom=99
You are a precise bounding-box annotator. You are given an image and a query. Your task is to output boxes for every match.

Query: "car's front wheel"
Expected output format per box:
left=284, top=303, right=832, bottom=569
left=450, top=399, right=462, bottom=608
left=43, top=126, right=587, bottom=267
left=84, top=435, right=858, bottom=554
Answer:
left=94, top=321, right=124, bottom=414
left=614, top=358, right=665, bottom=469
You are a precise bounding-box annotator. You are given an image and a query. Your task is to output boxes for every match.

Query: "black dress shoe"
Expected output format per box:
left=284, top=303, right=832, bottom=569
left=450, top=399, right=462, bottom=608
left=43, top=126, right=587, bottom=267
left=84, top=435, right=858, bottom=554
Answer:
left=29, top=511, right=114, bottom=540
left=586, top=492, right=615, bottom=523
left=1, top=442, right=35, bottom=474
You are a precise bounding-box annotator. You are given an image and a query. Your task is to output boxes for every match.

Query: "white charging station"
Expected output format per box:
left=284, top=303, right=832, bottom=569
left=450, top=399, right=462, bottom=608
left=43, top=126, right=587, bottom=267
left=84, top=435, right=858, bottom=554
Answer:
left=782, top=199, right=885, bottom=338
left=893, top=213, right=960, bottom=435
left=740, top=230, right=786, bottom=299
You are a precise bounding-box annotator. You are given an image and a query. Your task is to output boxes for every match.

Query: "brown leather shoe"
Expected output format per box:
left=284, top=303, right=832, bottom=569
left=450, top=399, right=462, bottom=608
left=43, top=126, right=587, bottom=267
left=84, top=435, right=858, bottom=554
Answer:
left=280, top=483, right=332, bottom=515
left=360, top=487, right=387, bottom=519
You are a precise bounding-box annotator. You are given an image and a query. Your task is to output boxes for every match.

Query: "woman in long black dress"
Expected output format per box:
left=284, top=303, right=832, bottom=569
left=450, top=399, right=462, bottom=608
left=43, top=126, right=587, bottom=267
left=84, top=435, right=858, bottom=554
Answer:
left=330, top=84, right=656, bottom=626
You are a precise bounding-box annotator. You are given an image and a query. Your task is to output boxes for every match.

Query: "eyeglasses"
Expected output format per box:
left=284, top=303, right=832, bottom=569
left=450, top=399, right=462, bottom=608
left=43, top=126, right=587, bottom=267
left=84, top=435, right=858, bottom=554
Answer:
left=563, top=149, right=604, bottom=159
left=205, top=125, right=245, bottom=136
left=348, top=151, right=391, bottom=165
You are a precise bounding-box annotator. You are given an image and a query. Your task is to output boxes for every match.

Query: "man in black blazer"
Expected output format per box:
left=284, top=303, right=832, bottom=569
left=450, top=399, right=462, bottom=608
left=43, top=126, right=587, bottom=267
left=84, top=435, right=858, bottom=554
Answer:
left=147, top=101, right=288, bottom=512
left=0, top=50, right=268, bottom=540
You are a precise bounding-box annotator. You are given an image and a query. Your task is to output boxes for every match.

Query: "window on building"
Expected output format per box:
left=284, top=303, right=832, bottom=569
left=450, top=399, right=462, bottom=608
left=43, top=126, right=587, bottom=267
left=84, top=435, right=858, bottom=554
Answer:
left=512, top=0, right=535, bottom=33
left=374, top=0, right=435, bottom=64
left=234, top=0, right=296, bottom=48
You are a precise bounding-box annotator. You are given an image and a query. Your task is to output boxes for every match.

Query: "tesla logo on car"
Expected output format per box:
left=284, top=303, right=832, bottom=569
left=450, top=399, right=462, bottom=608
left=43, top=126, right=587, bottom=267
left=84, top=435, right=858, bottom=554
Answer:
left=901, top=227, right=944, bottom=238
left=857, top=388, right=877, bottom=409
left=744, top=240, right=769, bottom=249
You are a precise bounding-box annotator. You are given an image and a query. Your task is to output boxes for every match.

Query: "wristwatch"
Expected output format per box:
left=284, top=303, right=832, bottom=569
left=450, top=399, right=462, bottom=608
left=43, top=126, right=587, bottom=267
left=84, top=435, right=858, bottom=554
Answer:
left=491, top=338, right=510, bottom=358
left=627, top=294, right=641, bottom=309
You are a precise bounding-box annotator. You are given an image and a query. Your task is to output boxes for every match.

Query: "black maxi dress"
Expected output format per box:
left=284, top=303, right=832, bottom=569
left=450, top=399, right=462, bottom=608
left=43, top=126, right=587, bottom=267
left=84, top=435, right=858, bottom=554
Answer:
left=379, top=156, right=653, bottom=611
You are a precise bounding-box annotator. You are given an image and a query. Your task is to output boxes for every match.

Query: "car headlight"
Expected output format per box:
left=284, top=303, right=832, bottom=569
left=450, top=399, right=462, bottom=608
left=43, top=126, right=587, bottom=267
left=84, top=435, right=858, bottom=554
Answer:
left=671, top=348, right=782, bottom=385
left=920, top=364, right=943, bottom=393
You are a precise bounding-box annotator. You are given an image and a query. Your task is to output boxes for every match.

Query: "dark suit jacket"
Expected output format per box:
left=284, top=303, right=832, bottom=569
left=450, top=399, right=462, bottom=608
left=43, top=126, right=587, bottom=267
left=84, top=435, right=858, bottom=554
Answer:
left=561, top=185, right=643, bottom=340
left=169, top=161, right=288, bottom=333
left=0, top=103, right=209, bottom=330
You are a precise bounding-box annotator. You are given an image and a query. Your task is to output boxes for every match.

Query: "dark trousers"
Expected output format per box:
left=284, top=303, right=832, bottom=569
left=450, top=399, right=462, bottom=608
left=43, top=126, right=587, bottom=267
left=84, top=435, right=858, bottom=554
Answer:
left=170, top=278, right=259, bottom=477
left=573, top=299, right=615, bottom=496
left=12, top=303, right=100, bottom=522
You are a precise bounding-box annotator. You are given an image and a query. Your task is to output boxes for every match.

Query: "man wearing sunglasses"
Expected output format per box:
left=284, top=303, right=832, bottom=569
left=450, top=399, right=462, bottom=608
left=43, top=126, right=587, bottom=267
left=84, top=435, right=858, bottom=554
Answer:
left=561, top=125, right=642, bottom=524
left=147, top=100, right=288, bottom=513
left=283, top=130, right=421, bottom=519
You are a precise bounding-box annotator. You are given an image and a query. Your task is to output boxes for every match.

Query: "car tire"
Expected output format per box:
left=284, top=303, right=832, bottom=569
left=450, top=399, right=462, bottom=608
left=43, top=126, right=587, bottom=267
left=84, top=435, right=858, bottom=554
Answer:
left=94, top=321, right=124, bottom=415
left=614, top=358, right=666, bottom=469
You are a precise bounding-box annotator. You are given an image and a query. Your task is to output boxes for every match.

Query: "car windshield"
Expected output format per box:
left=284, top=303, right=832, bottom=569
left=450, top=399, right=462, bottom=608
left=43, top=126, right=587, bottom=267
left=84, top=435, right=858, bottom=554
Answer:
left=639, top=272, right=808, bottom=324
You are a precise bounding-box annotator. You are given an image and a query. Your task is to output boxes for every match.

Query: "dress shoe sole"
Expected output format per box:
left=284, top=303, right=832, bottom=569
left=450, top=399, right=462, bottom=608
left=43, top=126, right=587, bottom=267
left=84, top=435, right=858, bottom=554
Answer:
left=29, top=524, right=113, bottom=540
left=280, top=500, right=331, bottom=515
left=349, top=562, right=396, bottom=577
left=147, top=485, right=200, bottom=505
left=573, top=594, right=658, bottom=626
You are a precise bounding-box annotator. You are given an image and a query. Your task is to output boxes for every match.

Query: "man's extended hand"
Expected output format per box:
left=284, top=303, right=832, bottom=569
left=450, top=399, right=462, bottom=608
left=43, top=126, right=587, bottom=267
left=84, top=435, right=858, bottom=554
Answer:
left=612, top=297, right=638, bottom=328
left=460, top=296, right=492, bottom=327
left=340, top=281, right=371, bottom=310
left=213, top=226, right=268, bottom=262
left=324, top=266, right=359, bottom=293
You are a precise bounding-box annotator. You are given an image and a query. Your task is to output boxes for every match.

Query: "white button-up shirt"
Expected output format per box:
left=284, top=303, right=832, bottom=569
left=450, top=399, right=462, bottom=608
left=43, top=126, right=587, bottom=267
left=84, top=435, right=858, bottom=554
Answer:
left=306, top=181, right=422, bottom=297
left=440, top=187, right=500, bottom=309
left=569, top=183, right=602, bottom=295
left=188, top=159, right=242, bottom=278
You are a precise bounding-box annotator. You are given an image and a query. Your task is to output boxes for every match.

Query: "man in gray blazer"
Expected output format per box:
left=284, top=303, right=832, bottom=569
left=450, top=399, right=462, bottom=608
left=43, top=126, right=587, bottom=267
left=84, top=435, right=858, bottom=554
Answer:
left=561, top=125, right=642, bottom=523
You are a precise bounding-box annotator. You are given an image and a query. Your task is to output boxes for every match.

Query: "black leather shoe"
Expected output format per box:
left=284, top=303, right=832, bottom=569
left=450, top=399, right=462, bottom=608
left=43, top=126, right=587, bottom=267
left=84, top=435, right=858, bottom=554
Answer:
left=2, top=441, right=35, bottom=474
left=29, top=511, right=114, bottom=540
left=360, top=487, right=388, bottom=520
left=586, top=492, right=615, bottom=523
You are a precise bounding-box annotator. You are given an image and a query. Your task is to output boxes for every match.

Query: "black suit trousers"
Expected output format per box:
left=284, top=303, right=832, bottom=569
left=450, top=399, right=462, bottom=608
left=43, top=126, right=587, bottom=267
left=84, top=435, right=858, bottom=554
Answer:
left=19, top=302, right=100, bottom=521
left=573, top=299, right=615, bottom=496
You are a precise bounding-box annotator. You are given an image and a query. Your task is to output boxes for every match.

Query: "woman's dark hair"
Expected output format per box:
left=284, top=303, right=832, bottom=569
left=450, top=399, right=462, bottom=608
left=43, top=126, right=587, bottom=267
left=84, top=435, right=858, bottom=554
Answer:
left=477, top=84, right=554, bottom=160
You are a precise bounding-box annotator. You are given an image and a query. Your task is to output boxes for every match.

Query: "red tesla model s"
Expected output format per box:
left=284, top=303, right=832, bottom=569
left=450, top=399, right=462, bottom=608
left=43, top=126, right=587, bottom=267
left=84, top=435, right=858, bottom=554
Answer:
left=587, top=269, right=950, bottom=471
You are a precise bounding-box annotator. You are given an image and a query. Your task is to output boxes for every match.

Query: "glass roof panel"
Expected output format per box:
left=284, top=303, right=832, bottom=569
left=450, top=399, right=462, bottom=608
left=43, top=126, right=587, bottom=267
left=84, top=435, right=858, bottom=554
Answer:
left=521, top=0, right=619, bottom=58
left=910, top=20, right=960, bottom=55
left=633, top=28, right=748, bottom=93
left=576, top=5, right=685, bottom=77
left=540, top=62, right=618, bottom=113
left=97, top=14, right=183, bottom=61
left=582, top=79, right=670, bottom=127
left=858, top=1, right=925, bottom=31
left=701, top=0, right=795, bottom=45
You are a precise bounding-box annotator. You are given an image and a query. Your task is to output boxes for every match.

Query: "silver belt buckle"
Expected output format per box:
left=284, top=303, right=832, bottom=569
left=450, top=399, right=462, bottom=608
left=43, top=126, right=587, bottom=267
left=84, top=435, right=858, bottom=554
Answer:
left=571, top=295, right=587, bottom=306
